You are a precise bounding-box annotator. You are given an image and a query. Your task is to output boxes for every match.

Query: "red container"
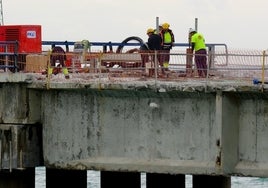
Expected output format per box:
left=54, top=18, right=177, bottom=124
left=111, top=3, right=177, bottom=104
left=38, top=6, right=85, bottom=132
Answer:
left=0, top=25, right=42, bottom=53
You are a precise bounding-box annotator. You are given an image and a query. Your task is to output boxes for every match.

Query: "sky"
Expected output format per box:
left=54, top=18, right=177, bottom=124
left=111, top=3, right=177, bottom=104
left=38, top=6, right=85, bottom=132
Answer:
left=3, top=0, right=268, bottom=50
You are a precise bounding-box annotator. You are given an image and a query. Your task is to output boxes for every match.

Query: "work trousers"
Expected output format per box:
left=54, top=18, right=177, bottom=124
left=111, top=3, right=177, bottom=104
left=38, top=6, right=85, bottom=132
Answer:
left=195, top=49, right=207, bottom=77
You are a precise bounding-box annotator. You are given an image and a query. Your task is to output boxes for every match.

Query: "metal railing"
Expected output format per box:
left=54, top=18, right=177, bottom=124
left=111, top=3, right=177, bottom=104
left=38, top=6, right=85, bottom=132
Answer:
left=0, top=41, right=19, bottom=72
left=1, top=40, right=268, bottom=86
left=41, top=40, right=228, bottom=69
left=34, top=49, right=267, bottom=83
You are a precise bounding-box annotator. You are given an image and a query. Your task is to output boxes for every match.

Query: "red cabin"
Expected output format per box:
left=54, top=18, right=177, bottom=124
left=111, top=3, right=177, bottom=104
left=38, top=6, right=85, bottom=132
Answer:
left=0, top=25, right=42, bottom=53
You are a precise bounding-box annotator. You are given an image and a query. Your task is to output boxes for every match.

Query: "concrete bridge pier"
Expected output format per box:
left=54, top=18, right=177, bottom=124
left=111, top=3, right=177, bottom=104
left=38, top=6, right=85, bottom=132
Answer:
left=46, top=168, right=87, bottom=188
left=192, top=175, right=231, bottom=188
left=100, top=171, right=141, bottom=188
left=0, top=168, right=35, bottom=188
left=146, top=173, right=185, bottom=188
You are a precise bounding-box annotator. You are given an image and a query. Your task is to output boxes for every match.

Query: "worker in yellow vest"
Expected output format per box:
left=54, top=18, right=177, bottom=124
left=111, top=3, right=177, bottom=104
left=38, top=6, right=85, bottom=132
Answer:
left=49, top=45, right=70, bottom=79
left=159, top=22, right=175, bottom=72
left=189, top=28, right=207, bottom=77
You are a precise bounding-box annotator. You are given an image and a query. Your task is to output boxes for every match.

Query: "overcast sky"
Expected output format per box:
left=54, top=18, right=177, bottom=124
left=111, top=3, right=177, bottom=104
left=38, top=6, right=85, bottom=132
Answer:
left=3, top=0, right=268, bottom=50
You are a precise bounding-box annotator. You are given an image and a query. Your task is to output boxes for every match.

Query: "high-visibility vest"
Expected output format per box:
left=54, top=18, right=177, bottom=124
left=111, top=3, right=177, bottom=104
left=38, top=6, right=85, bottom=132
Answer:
left=161, top=30, right=174, bottom=50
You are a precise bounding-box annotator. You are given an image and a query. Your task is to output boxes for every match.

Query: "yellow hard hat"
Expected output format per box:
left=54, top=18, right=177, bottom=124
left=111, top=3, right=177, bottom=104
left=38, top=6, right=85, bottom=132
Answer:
left=162, top=22, right=170, bottom=29
left=147, top=28, right=154, bottom=34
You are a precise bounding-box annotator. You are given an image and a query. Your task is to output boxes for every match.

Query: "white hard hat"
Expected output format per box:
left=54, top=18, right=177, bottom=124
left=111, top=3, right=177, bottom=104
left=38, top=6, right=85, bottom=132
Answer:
left=189, top=28, right=196, bottom=34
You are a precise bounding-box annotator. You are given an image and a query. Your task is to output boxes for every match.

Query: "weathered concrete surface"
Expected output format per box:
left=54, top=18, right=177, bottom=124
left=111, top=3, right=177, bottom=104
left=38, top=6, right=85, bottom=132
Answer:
left=1, top=73, right=268, bottom=177
left=0, top=124, right=43, bottom=169
left=0, top=74, right=43, bottom=169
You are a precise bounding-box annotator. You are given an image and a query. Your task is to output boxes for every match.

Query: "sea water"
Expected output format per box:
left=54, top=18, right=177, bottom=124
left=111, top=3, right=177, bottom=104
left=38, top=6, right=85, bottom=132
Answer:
left=35, top=167, right=268, bottom=188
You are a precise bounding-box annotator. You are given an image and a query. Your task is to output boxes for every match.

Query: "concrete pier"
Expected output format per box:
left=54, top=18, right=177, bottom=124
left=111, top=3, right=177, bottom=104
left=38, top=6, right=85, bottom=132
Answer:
left=193, top=175, right=231, bottom=188
left=0, top=73, right=268, bottom=187
left=146, top=173, right=185, bottom=188
left=46, top=168, right=87, bottom=188
left=0, top=168, right=35, bottom=188
left=101, top=171, right=141, bottom=188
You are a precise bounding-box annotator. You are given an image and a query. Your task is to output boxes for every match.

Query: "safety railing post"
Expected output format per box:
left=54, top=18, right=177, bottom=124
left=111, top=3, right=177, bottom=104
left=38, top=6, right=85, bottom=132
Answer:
left=14, top=41, right=19, bottom=72
left=224, top=44, right=229, bottom=66
left=261, top=50, right=266, bottom=88
left=207, top=50, right=211, bottom=77
left=4, top=45, right=8, bottom=72
left=154, top=51, right=158, bottom=81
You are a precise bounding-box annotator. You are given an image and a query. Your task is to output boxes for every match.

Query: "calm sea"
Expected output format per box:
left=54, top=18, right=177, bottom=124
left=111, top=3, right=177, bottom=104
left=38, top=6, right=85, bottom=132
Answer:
left=35, top=167, right=268, bottom=188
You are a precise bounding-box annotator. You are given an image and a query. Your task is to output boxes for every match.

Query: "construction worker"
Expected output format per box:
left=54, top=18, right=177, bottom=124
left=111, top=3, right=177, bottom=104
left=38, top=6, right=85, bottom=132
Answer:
left=147, top=28, right=162, bottom=51
left=159, top=22, right=175, bottom=71
left=189, top=28, right=207, bottom=77
left=143, top=28, right=162, bottom=69
left=140, top=28, right=162, bottom=68
left=50, top=45, right=70, bottom=79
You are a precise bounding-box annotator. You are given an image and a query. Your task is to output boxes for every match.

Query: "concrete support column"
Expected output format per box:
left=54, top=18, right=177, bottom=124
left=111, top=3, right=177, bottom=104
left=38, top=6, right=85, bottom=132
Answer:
left=193, top=175, right=231, bottom=188
left=101, top=171, right=141, bottom=188
left=0, top=168, right=35, bottom=188
left=46, top=168, right=87, bottom=188
left=146, top=173, right=185, bottom=188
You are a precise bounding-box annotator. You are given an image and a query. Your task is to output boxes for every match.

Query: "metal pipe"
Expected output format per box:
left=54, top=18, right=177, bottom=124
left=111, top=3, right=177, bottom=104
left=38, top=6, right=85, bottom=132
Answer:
left=156, top=17, right=160, bottom=34
left=195, top=18, right=198, bottom=32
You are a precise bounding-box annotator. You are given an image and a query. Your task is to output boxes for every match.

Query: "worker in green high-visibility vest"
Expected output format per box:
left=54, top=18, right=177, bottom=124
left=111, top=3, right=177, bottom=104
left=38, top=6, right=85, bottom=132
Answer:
left=189, top=28, right=207, bottom=78
left=159, top=22, right=175, bottom=72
